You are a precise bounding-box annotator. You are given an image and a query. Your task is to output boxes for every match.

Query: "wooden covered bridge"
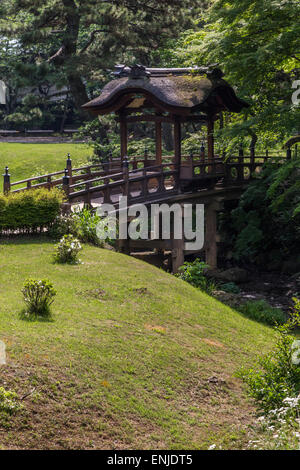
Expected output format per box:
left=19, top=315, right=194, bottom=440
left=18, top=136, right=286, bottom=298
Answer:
left=2, top=65, right=292, bottom=271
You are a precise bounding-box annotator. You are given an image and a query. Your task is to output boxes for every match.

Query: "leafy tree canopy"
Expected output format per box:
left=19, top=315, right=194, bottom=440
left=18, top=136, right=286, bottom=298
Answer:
left=173, top=0, right=300, bottom=147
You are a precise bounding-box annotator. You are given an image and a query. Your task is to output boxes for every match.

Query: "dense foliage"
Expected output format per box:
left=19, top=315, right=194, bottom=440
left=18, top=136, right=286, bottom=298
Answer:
left=239, top=299, right=300, bottom=414
left=239, top=300, right=286, bottom=326
left=219, top=158, right=300, bottom=270
left=176, top=258, right=216, bottom=294
left=50, top=205, right=117, bottom=247
left=173, top=0, right=300, bottom=147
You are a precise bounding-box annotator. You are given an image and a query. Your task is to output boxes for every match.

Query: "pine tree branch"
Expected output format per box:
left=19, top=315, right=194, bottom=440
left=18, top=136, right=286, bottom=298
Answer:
left=47, top=46, right=65, bottom=63
left=79, top=29, right=108, bottom=54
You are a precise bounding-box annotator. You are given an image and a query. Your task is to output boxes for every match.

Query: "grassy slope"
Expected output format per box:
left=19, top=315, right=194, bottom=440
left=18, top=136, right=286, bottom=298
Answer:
left=0, top=143, right=92, bottom=190
left=0, top=238, right=277, bottom=450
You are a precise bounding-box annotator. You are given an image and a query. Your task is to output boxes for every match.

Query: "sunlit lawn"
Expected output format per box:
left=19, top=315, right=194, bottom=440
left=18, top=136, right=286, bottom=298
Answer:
left=0, top=237, right=278, bottom=449
left=0, top=143, right=93, bottom=190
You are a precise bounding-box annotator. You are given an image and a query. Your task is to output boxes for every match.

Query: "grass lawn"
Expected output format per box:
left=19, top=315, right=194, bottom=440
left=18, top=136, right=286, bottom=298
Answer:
left=0, top=143, right=93, bottom=190
left=0, top=237, right=278, bottom=450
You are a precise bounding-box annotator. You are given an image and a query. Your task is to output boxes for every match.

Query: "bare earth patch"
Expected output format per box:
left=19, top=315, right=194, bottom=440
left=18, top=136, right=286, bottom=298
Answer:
left=0, top=358, right=256, bottom=450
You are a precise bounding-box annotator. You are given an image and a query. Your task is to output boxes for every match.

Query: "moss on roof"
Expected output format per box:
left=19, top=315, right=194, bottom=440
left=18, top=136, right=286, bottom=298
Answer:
left=83, top=73, right=249, bottom=114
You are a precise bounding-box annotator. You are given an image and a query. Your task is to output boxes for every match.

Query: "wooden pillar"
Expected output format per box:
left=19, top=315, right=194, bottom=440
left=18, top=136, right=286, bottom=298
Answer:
left=207, top=117, right=214, bottom=163
left=62, top=168, right=70, bottom=198
left=3, top=166, right=10, bottom=194
left=173, top=117, right=182, bottom=167
left=205, top=202, right=218, bottom=269
left=171, top=207, right=184, bottom=273
left=172, top=237, right=185, bottom=273
left=155, top=120, right=162, bottom=165
left=66, top=153, right=72, bottom=185
left=119, top=113, right=128, bottom=160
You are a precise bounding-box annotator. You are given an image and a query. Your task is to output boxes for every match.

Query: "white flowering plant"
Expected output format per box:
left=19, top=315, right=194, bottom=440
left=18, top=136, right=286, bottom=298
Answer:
left=54, top=234, right=82, bottom=264
left=0, top=387, right=22, bottom=415
left=238, top=298, right=300, bottom=415
left=22, top=278, right=56, bottom=317
left=247, top=395, right=300, bottom=450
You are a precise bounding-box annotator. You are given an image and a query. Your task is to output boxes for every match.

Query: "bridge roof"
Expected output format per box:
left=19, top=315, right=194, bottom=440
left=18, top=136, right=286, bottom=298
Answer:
left=82, top=66, right=249, bottom=117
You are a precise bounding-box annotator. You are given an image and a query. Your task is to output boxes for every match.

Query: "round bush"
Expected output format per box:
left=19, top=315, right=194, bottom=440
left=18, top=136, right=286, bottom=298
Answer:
left=22, top=278, right=56, bottom=317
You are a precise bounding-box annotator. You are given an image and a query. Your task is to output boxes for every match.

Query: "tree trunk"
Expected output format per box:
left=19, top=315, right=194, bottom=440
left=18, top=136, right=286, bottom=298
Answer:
left=67, top=72, right=90, bottom=114
left=53, top=1, right=91, bottom=117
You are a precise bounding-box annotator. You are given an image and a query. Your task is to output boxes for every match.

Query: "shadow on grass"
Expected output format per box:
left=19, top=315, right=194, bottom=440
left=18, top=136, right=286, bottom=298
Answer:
left=51, top=258, right=82, bottom=265
left=0, top=235, right=54, bottom=247
left=19, top=308, right=54, bottom=323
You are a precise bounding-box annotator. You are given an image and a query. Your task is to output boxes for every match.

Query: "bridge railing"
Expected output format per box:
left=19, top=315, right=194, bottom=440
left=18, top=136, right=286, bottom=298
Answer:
left=67, top=162, right=179, bottom=207
left=183, top=152, right=285, bottom=179
left=223, top=154, right=285, bottom=185
left=2, top=154, right=177, bottom=194
left=2, top=149, right=288, bottom=198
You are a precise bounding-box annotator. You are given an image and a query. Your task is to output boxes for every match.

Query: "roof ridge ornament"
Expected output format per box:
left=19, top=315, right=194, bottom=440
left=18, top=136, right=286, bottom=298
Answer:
left=114, top=64, right=151, bottom=79
left=206, top=68, right=224, bottom=80
left=113, top=64, right=225, bottom=80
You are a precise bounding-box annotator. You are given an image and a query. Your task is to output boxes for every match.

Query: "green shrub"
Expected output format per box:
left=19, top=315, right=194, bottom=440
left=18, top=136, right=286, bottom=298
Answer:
left=176, top=259, right=216, bottom=294
left=221, top=282, right=241, bottom=294
left=49, top=207, right=116, bottom=247
left=48, top=212, right=79, bottom=239
left=0, top=387, right=22, bottom=414
left=238, top=298, right=300, bottom=415
left=0, top=188, right=65, bottom=234
left=72, top=207, right=104, bottom=246
left=22, top=278, right=56, bottom=317
left=54, top=234, right=82, bottom=264
left=239, top=299, right=286, bottom=326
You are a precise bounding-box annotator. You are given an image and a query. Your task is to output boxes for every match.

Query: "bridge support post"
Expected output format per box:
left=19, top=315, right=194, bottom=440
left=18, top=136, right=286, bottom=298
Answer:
left=171, top=237, right=184, bottom=274
left=171, top=207, right=184, bottom=273
left=117, top=216, right=130, bottom=255
left=205, top=201, right=218, bottom=269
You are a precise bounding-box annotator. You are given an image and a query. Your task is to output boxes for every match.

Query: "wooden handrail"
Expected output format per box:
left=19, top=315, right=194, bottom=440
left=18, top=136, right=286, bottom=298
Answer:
left=4, top=151, right=288, bottom=202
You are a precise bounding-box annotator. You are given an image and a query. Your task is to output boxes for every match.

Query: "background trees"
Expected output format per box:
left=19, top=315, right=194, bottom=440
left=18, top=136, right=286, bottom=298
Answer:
left=0, top=0, right=198, bottom=124
left=0, top=0, right=298, bottom=147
